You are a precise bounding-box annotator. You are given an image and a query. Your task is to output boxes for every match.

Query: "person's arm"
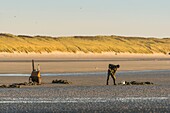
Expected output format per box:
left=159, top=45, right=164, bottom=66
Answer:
left=111, top=68, right=117, bottom=75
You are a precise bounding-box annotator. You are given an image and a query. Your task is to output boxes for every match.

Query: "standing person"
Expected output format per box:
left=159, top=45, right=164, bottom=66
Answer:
left=29, top=63, right=41, bottom=85
left=106, top=64, right=120, bottom=85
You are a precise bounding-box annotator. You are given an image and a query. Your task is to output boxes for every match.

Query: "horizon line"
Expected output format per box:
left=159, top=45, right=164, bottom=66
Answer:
left=0, top=32, right=170, bottom=39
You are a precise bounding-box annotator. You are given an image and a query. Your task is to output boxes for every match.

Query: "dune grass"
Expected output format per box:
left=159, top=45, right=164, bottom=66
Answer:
left=0, top=33, right=170, bottom=54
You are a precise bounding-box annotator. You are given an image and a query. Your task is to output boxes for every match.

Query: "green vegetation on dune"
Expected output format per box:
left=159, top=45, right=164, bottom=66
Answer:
left=0, top=33, right=170, bottom=54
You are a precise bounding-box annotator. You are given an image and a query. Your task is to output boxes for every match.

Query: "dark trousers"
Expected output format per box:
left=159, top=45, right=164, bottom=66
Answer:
left=106, top=74, right=116, bottom=85
left=29, top=76, right=41, bottom=84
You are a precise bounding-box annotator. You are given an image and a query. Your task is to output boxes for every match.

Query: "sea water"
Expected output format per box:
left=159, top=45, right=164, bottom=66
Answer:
left=0, top=70, right=169, bottom=76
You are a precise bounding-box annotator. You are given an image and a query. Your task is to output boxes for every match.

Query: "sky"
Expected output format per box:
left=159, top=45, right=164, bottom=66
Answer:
left=0, top=0, right=170, bottom=37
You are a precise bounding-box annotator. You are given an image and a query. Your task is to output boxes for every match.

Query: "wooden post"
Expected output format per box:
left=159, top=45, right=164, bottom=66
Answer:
left=32, top=60, right=35, bottom=71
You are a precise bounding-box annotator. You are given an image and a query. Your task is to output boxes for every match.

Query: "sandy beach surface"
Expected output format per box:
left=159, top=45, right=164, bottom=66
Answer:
left=0, top=52, right=170, bottom=73
left=0, top=53, right=170, bottom=112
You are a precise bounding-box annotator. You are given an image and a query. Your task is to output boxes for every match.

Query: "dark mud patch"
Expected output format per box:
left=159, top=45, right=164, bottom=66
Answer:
left=0, top=82, right=40, bottom=88
left=52, top=79, right=72, bottom=84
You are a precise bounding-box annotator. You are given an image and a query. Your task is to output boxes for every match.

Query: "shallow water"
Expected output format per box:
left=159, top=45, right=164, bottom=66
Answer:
left=0, top=69, right=169, bottom=76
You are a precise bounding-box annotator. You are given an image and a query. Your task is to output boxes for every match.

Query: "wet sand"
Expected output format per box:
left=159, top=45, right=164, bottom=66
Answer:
left=0, top=70, right=170, bottom=86
left=0, top=52, right=169, bottom=73
left=0, top=70, right=170, bottom=112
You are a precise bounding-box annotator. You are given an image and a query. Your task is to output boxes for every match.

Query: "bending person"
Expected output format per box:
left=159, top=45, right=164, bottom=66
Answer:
left=106, top=64, right=120, bottom=85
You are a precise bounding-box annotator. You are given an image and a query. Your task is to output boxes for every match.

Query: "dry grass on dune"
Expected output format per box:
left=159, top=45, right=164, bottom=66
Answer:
left=0, top=33, right=170, bottom=54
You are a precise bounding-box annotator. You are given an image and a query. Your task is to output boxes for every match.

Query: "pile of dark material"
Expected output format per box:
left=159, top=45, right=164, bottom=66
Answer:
left=118, top=81, right=154, bottom=85
left=0, top=82, right=40, bottom=88
left=52, top=79, right=71, bottom=84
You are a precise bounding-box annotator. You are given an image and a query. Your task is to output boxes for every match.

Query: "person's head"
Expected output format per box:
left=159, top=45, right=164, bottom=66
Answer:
left=117, top=64, right=120, bottom=68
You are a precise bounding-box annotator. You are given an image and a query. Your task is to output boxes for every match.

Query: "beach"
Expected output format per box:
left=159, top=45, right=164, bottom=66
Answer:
left=1, top=0, right=170, bottom=112
left=0, top=53, right=170, bottom=112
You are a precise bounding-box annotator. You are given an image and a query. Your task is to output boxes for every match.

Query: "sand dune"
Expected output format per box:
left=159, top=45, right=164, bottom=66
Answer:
left=0, top=33, right=170, bottom=54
